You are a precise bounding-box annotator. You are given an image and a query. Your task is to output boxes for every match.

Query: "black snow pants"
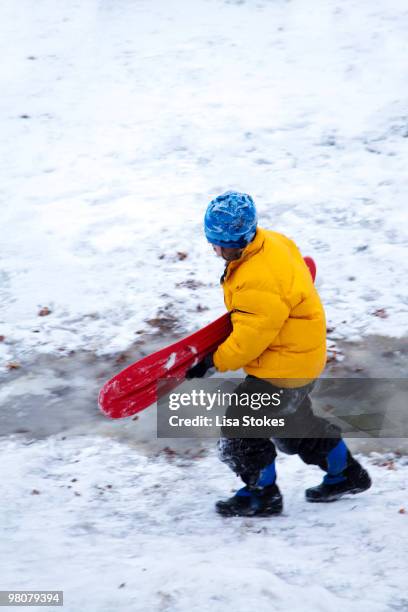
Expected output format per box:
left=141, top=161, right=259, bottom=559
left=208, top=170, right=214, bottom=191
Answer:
left=217, top=375, right=343, bottom=486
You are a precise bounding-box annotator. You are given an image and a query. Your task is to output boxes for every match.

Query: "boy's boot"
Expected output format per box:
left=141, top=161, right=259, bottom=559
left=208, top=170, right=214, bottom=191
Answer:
left=306, top=440, right=371, bottom=503
left=215, top=462, right=283, bottom=517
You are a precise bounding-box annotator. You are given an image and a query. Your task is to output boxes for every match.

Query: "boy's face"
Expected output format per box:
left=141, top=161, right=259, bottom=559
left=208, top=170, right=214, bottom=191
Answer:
left=212, top=245, right=243, bottom=262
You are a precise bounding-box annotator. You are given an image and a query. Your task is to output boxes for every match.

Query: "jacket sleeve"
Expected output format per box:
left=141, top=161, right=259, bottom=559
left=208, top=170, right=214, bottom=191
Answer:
left=213, top=284, right=290, bottom=372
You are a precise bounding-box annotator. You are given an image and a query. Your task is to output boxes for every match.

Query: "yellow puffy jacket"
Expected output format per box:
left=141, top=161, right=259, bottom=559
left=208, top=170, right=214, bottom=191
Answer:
left=213, top=227, right=327, bottom=387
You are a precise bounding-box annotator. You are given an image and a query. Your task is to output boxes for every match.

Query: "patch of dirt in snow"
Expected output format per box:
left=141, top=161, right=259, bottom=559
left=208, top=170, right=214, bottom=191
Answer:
left=1, top=333, right=407, bottom=455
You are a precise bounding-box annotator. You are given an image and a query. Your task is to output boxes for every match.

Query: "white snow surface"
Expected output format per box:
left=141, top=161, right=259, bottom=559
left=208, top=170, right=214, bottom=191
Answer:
left=165, top=352, right=177, bottom=370
left=1, top=0, right=408, bottom=366
left=1, top=434, right=407, bottom=612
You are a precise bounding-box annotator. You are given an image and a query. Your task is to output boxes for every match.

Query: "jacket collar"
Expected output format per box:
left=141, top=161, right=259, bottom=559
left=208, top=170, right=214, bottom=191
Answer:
left=223, top=227, right=265, bottom=281
left=240, top=227, right=265, bottom=260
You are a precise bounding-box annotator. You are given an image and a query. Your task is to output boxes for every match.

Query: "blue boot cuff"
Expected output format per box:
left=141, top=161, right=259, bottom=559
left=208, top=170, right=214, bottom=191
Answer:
left=326, top=440, right=348, bottom=477
left=256, top=462, right=276, bottom=487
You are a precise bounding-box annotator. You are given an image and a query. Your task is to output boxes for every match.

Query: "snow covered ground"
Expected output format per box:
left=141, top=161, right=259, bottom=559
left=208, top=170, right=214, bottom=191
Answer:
left=1, top=1, right=408, bottom=610
left=1, top=0, right=408, bottom=368
left=1, top=434, right=407, bottom=612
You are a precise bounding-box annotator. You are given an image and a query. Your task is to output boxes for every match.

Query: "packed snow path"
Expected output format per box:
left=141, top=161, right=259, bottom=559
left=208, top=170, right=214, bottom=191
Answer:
left=1, top=435, right=407, bottom=612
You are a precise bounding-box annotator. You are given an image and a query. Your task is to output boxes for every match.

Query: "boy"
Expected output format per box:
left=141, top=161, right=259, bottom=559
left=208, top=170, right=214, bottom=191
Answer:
left=187, top=191, right=371, bottom=517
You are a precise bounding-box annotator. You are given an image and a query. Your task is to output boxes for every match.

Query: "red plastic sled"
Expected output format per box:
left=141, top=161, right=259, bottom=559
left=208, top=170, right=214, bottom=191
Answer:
left=99, top=256, right=317, bottom=419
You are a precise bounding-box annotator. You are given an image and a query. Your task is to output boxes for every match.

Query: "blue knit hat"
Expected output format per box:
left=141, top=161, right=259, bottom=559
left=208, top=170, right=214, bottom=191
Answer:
left=204, top=191, right=257, bottom=248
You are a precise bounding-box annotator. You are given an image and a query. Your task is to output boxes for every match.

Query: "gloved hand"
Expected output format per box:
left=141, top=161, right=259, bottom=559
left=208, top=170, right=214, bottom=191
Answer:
left=185, top=353, right=214, bottom=379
